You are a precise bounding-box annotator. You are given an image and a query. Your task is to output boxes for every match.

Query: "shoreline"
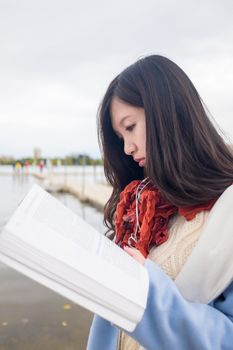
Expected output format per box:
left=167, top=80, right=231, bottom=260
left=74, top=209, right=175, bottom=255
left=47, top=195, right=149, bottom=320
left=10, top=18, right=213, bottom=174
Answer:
left=33, top=173, right=112, bottom=211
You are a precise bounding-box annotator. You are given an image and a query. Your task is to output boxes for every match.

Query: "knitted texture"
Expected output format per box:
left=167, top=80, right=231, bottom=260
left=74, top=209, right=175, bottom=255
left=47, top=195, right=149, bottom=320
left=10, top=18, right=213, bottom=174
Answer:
left=115, top=179, right=216, bottom=257
left=118, top=211, right=210, bottom=350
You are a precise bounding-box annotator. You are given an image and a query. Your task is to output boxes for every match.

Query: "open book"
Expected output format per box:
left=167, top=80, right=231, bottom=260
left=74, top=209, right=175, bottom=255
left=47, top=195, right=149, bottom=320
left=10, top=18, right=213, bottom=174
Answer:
left=0, top=184, right=149, bottom=331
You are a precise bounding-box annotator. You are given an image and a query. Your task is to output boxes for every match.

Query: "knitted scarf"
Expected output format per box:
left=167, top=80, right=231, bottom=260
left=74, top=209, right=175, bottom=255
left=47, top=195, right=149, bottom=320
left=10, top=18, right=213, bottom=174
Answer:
left=115, top=179, right=217, bottom=257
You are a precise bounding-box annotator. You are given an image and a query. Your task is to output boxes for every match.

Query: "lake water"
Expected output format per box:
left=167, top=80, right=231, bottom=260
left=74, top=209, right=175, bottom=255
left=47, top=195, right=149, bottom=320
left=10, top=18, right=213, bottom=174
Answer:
left=0, top=165, right=106, bottom=185
left=0, top=174, right=106, bottom=350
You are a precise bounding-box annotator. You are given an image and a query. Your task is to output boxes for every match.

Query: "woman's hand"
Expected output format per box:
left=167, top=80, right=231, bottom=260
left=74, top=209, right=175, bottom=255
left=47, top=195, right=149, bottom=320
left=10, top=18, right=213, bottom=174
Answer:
left=123, top=246, right=146, bottom=265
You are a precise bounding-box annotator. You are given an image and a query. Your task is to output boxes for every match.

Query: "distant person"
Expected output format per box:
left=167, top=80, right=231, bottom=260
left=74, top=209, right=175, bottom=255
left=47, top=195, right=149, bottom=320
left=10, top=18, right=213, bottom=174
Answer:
left=15, top=161, right=21, bottom=174
left=24, top=161, right=30, bottom=175
left=87, top=55, right=233, bottom=349
left=21, top=161, right=24, bottom=173
left=38, top=160, right=44, bottom=173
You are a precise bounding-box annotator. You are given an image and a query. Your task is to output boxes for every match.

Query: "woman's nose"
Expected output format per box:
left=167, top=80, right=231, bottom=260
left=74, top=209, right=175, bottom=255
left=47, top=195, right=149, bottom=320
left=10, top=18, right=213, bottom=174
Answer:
left=124, top=141, right=136, bottom=156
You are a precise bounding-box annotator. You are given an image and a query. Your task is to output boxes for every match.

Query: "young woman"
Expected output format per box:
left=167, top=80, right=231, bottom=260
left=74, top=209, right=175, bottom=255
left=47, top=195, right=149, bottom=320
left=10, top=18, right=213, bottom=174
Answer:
left=87, top=55, right=233, bottom=349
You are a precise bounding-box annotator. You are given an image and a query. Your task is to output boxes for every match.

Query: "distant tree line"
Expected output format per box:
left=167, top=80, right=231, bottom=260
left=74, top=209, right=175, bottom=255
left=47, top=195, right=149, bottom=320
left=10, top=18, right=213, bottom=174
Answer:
left=0, top=154, right=103, bottom=166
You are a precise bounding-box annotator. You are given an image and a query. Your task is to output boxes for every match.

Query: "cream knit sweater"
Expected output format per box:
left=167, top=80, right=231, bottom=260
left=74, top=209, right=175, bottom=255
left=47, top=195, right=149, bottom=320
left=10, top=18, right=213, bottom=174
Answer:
left=118, top=211, right=210, bottom=350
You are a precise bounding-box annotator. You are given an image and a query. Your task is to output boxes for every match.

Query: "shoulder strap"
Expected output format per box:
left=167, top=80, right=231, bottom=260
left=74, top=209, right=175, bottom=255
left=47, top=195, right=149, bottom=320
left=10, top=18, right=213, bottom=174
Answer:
left=175, top=185, right=233, bottom=303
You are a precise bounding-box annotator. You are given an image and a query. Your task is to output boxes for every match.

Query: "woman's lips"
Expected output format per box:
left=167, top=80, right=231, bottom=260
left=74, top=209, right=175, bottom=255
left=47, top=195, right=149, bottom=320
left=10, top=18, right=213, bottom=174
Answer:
left=139, top=159, right=145, bottom=167
left=134, top=158, right=146, bottom=167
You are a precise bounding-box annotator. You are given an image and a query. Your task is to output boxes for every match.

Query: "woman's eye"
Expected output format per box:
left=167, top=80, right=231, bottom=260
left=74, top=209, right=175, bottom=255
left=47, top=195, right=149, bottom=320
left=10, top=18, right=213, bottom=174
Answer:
left=126, top=124, right=135, bottom=132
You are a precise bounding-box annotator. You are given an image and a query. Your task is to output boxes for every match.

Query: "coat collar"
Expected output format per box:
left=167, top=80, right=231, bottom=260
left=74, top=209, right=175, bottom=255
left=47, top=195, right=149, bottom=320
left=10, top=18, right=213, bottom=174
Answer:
left=175, top=185, right=233, bottom=303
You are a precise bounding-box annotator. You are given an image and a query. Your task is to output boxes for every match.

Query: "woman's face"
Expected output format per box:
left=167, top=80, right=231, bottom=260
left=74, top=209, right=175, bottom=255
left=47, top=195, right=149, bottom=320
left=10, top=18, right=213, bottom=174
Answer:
left=110, top=97, right=146, bottom=167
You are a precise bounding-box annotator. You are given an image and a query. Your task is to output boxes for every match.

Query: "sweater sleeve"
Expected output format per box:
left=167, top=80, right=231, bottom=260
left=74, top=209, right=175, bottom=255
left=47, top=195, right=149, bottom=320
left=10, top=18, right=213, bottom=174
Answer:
left=128, top=259, right=233, bottom=350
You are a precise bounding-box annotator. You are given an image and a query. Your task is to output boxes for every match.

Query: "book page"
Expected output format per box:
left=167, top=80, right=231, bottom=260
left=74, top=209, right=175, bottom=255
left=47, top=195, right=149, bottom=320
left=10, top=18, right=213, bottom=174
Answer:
left=11, top=185, right=101, bottom=253
left=3, top=184, right=149, bottom=307
left=0, top=251, right=138, bottom=331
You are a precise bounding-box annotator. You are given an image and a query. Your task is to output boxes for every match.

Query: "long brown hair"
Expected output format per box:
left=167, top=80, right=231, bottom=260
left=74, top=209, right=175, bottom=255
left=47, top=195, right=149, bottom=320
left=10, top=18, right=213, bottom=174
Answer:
left=98, top=55, right=233, bottom=235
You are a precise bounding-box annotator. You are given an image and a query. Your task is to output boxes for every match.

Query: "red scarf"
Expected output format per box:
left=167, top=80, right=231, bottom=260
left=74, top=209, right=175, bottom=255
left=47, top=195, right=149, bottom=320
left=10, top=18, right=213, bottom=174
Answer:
left=115, top=179, right=217, bottom=257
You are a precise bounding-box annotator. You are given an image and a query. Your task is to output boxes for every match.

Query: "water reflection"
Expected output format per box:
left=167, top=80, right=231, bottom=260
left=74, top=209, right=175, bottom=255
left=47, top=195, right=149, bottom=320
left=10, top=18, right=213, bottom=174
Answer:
left=0, top=175, right=106, bottom=350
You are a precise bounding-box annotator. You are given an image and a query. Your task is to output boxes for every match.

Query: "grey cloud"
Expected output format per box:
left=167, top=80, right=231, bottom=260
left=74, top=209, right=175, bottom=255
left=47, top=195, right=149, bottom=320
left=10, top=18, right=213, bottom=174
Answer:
left=0, top=0, right=232, bottom=157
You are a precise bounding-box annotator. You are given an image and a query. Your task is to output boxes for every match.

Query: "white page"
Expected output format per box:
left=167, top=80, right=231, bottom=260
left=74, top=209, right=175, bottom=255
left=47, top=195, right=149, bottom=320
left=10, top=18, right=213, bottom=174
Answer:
left=1, top=185, right=149, bottom=313
left=0, top=252, right=137, bottom=331
left=0, top=239, right=143, bottom=321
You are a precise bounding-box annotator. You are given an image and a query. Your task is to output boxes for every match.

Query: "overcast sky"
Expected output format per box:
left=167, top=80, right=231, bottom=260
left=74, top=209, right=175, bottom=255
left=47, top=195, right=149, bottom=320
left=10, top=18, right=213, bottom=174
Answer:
left=0, top=0, right=233, bottom=159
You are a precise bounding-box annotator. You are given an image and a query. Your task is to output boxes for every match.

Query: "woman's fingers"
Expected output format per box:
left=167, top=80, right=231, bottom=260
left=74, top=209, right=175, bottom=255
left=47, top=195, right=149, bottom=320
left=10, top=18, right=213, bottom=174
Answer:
left=123, top=246, right=146, bottom=265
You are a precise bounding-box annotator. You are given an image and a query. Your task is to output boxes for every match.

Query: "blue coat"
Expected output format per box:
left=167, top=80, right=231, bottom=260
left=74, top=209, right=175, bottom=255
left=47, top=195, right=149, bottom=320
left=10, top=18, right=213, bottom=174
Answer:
left=87, top=259, right=233, bottom=350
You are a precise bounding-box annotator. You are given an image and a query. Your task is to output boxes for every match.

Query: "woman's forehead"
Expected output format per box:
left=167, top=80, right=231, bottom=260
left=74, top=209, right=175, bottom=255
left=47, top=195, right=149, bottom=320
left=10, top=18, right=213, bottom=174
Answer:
left=110, top=97, right=143, bottom=127
left=111, top=97, right=132, bottom=116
